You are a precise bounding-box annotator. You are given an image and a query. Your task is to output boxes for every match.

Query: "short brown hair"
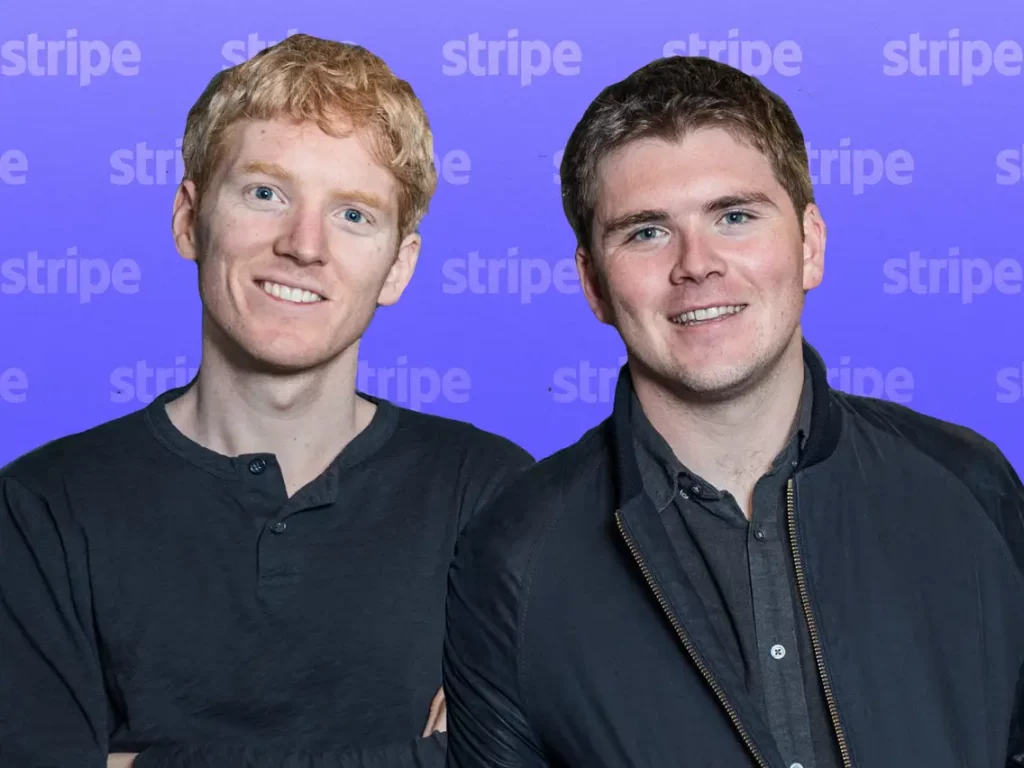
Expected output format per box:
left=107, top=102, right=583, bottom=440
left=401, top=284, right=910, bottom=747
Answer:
left=181, top=33, right=437, bottom=238
left=560, top=56, right=814, bottom=251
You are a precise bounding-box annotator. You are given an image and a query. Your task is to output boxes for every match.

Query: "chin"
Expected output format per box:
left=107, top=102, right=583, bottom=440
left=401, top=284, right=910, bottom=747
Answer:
left=251, top=351, right=333, bottom=374
left=672, top=367, right=751, bottom=399
left=672, top=340, right=799, bottom=401
left=654, top=351, right=767, bottom=401
left=227, top=331, right=344, bottom=374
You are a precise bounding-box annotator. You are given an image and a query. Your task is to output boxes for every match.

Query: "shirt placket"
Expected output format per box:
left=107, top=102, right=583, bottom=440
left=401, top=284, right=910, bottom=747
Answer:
left=241, top=454, right=303, bottom=590
left=749, top=485, right=816, bottom=768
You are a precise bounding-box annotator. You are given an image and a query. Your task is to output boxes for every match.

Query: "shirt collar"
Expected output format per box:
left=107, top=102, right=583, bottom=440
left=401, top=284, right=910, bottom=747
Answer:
left=630, top=362, right=814, bottom=513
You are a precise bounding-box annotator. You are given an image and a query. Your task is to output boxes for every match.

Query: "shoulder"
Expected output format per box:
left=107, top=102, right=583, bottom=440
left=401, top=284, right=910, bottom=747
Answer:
left=1, top=409, right=149, bottom=495
left=385, top=402, right=534, bottom=467
left=0, top=410, right=152, bottom=545
left=381, top=402, right=536, bottom=529
left=454, top=419, right=611, bottom=579
left=835, top=390, right=1019, bottom=493
left=380, top=403, right=532, bottom=487
left=835, top=391, right=1023, bottom=557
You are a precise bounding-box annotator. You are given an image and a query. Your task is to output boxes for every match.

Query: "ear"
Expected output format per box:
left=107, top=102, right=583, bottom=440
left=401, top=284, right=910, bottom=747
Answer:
left=576, top=245, right=613, bottom=325
left=801, top=203, right=826, bottom=292
left=377, top=231, right=422, bottom=307
left=172, top=180, right=201, bottom=263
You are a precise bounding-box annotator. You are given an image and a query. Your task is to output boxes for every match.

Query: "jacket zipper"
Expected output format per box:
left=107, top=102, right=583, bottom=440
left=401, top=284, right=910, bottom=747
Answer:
left=786, top=478, right=853, bottom=768
left=615, top=511, right=770, bottom=768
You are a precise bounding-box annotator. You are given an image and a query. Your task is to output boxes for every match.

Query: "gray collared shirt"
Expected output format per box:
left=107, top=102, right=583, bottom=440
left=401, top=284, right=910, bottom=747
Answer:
left=631, top=364, right=842, bottom=768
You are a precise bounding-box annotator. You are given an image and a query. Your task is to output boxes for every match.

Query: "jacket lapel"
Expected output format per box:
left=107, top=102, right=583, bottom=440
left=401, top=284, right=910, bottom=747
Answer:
left=608, top=361, right=787, bottom=768
left=617, top=494, right=786, bottom=768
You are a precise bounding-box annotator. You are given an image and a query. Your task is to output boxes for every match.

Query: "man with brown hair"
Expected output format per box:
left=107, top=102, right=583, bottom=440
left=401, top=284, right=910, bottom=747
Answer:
left=0, top=34, right=532, bottom=767
left=443, top=55, right=1024, bottom=767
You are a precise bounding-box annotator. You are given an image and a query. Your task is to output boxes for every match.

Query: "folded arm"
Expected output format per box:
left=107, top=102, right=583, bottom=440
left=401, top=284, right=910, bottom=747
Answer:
left=129, top=691, right=448, bottom=768
left=131, top=732, right=447, bottom=768
left=0, top=477, right=112, bottom=768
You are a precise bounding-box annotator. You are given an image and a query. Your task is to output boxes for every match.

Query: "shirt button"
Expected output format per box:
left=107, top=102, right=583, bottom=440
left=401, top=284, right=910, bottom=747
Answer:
left=770, top=644, right=787, bottom=660
left=269, top=521, right=287, bottom=534
left=790, top=763, right=805, bottom=768
left=248, top=458, right=267, bottom=474
left=690, top=483, right=702, bottom=495
left=754, top=529, right=766, bottom=541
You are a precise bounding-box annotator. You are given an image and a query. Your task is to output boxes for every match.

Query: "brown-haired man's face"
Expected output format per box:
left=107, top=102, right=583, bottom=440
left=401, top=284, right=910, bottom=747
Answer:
left=172, top=117, right=420, bottom=373
left=578, top=127, right=825, bottom=400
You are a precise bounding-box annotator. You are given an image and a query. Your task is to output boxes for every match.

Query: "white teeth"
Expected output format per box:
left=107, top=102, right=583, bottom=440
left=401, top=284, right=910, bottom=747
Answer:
left=261, top=281, right=323, bottom=304
left=671, top=304, right=746, bottom=325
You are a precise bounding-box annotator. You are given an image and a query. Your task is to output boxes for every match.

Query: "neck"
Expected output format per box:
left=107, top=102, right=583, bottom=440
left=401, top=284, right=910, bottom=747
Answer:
left=632, top=334, right=805, bottom=516
left=165, top=333, right=373, bottom=498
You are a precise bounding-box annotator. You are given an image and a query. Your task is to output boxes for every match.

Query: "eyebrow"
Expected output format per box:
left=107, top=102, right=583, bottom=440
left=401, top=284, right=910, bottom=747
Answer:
left=600, top=191, right=779, bottom=242
left=600, top=209, right=672, bottom=241
left=702, top=190, right=778, bottom=214
left=241, top=161, right=294, bottom=181
left=239, top=161, right=389, bottom=211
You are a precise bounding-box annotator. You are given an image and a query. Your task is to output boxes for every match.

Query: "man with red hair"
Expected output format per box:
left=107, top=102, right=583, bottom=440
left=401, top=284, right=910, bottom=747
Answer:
left=0, top=34, right=532, bottom=768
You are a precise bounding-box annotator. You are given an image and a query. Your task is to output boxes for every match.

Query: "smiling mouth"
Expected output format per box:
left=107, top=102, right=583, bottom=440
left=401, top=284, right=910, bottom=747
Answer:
left=669, top=304, right=747, bottom=326
left=258, top=280, right=324, bottom=305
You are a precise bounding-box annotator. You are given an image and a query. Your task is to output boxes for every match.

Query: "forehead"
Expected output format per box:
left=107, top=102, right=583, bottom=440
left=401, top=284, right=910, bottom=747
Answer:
left=594, top=128, right=782, bottom=215
left=218, top=118, right=397, bottom=197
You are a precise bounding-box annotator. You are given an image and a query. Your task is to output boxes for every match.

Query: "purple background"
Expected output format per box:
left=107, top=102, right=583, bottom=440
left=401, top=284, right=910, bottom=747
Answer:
left=1, top=0, right=1022, bottom=472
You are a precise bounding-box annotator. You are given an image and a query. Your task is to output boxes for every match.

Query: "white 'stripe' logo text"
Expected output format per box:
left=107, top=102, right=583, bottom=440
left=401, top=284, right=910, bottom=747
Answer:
left=551, top=358, right=627, bottom=404
left=441, top=247, right=579, bottom=304
left=997, top=363, right=1024, bottom=404
left=882, top=247, right=1022, bottom=303
left=110, top=357, right=198, bottom=404
left=0, top=367, right=28, bottom=404
left=110, top=140, right=183, bottom=186
left=1, top=248, right=142, bottom=304
left=807, top=139, right=914, bottom=193
left=434, top=150, right=471, bottom=185
left=357, top=358, right=471, bottom=411
left=0, top=150, right=27, bottom=185
left=827, top=357, right=914, bottom=403
left=1, top=30, right=141, bottom=85
left=996, top=144, right=1024, bottom=185
left=662, top=30, right=802, bottom=76
left=442, top=30, right=582, bottom=86
left=883, top=30, right=1023, bottom=85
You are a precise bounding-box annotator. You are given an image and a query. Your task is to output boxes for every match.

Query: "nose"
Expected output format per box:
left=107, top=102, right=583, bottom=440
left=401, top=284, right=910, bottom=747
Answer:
left=274, top=203, right=326, bottom=266
left=669, top=229, right=726, bottom=285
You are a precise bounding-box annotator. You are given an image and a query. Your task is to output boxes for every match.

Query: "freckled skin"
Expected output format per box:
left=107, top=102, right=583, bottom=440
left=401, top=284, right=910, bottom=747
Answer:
left=577, top=128, right=826, bottom=402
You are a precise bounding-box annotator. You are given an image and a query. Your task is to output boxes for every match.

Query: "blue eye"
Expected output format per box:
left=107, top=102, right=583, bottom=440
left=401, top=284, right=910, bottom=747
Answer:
left=251, top=186, right=277, bottom=201
left=723, top=211, right=752, bottom=225
left=344, top=209, right=366, bottom=224
left=631, top=226, right=662, bottom=242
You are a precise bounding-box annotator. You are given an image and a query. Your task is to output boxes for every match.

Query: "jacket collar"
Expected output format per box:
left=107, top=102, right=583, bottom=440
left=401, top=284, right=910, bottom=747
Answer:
left=609, top=338, right=842, bottom=510
left=609, top=339, right=839, bottom=768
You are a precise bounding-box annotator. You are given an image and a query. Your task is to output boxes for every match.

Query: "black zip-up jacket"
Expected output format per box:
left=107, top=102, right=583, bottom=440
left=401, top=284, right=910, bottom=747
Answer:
left=442, top=340, right=1024, bottom=768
